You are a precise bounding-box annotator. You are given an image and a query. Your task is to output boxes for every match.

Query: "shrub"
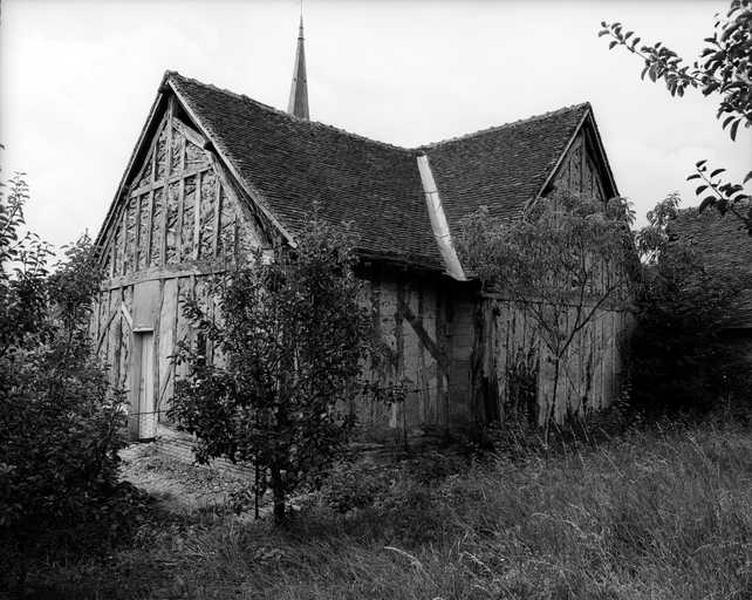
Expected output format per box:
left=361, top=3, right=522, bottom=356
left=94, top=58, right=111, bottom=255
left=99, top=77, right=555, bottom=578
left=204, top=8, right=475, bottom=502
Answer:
left=0, top=173, right=143, bottom=591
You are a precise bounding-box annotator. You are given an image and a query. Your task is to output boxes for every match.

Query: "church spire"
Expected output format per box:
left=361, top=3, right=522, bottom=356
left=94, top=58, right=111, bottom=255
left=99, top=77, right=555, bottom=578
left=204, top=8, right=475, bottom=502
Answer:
left=287, top=15, right=309, bottom=120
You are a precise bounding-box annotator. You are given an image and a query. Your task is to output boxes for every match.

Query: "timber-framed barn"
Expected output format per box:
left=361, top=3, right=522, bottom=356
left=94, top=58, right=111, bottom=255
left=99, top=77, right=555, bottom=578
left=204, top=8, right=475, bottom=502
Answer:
left=92, top=20, right=633, bottom=440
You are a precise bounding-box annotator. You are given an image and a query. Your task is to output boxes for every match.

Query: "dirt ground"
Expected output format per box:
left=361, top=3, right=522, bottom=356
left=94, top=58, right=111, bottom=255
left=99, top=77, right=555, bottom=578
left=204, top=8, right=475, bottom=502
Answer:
left=119, top=443, right=251, bottom=514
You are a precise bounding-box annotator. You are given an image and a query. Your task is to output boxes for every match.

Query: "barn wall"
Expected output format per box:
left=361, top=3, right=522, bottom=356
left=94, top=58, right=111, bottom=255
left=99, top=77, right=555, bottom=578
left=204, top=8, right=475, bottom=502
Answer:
left=352, top=271, right=476, bottom=437
left=92, top=104, right=268, bottom=431
left=91, top=108, right=631, bottom=440
left=552, top=129, right=607, bottom=201
left=474, top=298, right=633, bottom=425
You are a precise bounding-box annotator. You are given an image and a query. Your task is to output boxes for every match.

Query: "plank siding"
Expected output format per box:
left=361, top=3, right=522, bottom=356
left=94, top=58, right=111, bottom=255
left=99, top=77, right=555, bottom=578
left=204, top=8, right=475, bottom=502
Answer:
left=553, top=130, right=607, bottom=201
left=478, top=298, right=632, bottom=426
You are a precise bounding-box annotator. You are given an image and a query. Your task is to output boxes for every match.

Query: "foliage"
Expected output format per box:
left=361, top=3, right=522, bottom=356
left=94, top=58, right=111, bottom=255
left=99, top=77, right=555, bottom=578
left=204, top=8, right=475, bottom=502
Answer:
left=169, top=213, right=375, bottom=524
left=631, top=195, right=751, bottom=414
left=0, top=172, right=138, bottom=590
left=26, top=422, right=752, bottom=599
left=600, top=0, right=752, bottom=232
left=458, top=189, right=636, bottom=438
left=634, top=191, right=681, bottom=264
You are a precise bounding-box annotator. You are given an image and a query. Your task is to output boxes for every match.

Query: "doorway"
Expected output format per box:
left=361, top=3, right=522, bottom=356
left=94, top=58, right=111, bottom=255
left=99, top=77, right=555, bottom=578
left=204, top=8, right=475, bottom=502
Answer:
left=133, top=330, right=156, bottom=440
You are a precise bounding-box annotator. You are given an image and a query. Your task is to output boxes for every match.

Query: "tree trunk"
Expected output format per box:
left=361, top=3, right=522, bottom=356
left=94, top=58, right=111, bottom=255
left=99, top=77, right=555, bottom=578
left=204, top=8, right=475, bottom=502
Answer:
left=270, top=463, right=285, bottom=524
left=544, top=356, right=561, bottom=448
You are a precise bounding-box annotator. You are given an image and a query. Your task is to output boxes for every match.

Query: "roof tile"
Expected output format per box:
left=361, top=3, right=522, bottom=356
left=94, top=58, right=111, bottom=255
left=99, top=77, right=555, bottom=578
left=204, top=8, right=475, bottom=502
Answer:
left=168, top=72, right=589, bottom=271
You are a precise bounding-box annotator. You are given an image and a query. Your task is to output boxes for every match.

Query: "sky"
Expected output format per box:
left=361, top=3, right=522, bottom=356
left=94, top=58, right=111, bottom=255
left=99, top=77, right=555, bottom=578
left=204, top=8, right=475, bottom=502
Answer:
left=1, top=0, right=750, bottom=249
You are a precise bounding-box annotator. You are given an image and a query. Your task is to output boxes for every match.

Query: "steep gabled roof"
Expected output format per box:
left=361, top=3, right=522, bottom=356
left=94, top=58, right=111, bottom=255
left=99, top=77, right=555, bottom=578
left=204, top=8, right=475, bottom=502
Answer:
left=102, top=71, right=613, bottom=274
left=669, top=207, right=752, bottom=327
left=168, top=72, right=439, bottom=268
left=420, top=103, right=593, bottom=224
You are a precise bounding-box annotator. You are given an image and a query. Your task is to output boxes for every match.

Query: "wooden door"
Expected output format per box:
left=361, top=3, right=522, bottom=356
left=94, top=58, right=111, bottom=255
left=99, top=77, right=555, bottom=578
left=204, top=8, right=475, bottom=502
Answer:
left=135, top=331, right=156, bottom=440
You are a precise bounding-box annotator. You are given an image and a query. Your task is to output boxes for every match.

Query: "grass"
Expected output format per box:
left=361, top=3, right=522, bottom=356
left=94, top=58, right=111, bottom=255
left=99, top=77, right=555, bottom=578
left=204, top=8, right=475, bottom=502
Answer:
left=15, top=420, right=752, bottom=599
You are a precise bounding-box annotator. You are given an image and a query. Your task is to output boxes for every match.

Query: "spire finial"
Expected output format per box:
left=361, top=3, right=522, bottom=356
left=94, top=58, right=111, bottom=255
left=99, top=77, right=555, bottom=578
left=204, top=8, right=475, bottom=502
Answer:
left=287, top=7, right=310, bottom=120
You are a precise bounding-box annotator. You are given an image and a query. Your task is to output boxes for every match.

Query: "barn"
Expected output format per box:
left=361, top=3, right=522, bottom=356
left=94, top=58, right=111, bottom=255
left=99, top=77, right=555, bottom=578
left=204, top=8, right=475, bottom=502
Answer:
left=92, top=25, right=633, bottom=441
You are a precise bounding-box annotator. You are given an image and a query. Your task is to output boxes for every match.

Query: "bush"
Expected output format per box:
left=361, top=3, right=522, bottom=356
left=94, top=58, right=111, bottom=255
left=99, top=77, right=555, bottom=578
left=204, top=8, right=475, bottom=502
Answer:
left=632, top=246, right=748, bottom=414
left=0, top=174, right=142, bottom=591
left=169, top=211, right=377, bottom=524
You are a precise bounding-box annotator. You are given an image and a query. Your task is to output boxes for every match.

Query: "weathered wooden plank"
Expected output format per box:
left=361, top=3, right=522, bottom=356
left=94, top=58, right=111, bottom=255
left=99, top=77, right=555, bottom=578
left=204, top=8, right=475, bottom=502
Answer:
left=127, top=165, right=212, bottom=198
left=119, top=287, right=133, bottom=390
left=144, top=190, right=155, bottom=269
left=158, top=277, right=178, bottom=418
left=165, top=182, right=180, bottom=263
left=176, top=176, right=185, bottom=263
left=211, top=174, right=223, bottom=258
left=207, top=152, right=268, bottom=253
left=151, top=187, right=164, bottom=267
left=403, top=280, right=424, bottom=431
left=172, top=117, right=207, bottom=148
left=436, top=290, right=448, bottom=428
left=199, top=170, right=217, bottom=259
left=398, top=294, right=448, bottom=372
left=133, top=193, right=142, bottom=271
left=192, top=171, right=201, bottom=261
left=415, top=285, right=427, bottom=423
left=179, top=175, right=196, bottom=262
left=101, top=262, right=224, bottom=290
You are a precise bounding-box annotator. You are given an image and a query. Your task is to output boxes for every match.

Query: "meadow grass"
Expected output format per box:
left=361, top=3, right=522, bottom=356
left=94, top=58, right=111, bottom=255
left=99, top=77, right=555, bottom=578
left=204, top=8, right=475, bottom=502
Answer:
left=20, top=421, right=752, bottom=599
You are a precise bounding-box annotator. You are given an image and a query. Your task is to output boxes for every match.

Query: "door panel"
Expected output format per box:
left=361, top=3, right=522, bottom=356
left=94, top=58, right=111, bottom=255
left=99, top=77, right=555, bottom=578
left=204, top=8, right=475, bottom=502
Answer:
left=136, top=331, right=156, bottom=440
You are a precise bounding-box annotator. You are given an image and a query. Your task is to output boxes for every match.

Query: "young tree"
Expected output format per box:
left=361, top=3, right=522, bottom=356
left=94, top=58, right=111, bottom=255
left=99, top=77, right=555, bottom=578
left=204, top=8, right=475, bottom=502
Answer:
left=169, top=215, right=374, bottom=524
left=0, top=172, right=131, bottom=589
left=600, top=0, right=752, bottom=232
left=457, top=190, right=636, bottom=442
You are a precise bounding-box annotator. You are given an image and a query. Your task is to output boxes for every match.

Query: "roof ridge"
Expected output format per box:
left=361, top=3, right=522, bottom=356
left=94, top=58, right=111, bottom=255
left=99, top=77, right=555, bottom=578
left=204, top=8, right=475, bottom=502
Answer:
left=414, top=102, right=591, bottom=151
left=166, top=70, right=415, bottom=155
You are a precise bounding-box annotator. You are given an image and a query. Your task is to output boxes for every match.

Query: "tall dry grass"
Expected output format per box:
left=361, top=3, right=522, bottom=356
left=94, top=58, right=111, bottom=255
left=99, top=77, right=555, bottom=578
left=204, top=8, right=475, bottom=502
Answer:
left=22, top=423, right=752, bottom=599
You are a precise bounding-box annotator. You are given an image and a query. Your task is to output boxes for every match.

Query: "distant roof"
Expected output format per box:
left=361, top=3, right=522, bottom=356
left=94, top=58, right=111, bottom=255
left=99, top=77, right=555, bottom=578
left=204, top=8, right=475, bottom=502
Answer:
left=670, top=207, right=752, bottom=327
left=165, top=71, right=598, bottom=271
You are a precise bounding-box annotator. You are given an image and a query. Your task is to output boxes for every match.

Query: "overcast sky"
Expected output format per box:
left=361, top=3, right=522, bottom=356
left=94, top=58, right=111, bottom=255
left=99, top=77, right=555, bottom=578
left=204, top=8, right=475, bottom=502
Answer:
left=1, top=0, right=749, bottom=249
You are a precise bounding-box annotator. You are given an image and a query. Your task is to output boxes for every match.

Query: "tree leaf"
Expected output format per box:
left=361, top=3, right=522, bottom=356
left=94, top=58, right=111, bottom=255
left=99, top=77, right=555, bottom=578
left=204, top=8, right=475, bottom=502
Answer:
left=609, top=40, right=618, bottom=50
left=743, top=170, right=752, bottom=184
left=710, top=168, right=726, bottom=178
left=696, top=185, right=708, bottom=195
left=687, top=173, right=702, bottom=181
left=730, top=119, right=740, bottom=141
left=699, top=196, right=717, bottom=211
left=696, top=160, right=708, bottom=169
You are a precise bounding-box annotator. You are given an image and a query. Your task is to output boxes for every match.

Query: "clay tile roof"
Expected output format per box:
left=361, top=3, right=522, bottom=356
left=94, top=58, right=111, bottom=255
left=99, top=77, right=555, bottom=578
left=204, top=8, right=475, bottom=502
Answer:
left=167, top=71, right=590, bottom=272
left=420, top=103, right=591, bottom=224
left=669, top=207, right=752, bottom=327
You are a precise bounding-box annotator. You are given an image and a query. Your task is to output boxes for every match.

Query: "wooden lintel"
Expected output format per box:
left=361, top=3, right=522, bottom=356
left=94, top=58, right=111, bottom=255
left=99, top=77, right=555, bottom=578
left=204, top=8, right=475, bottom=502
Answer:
left=128, top=165, right=212, bottom=198
left=100, top=262, right=227, bottom=291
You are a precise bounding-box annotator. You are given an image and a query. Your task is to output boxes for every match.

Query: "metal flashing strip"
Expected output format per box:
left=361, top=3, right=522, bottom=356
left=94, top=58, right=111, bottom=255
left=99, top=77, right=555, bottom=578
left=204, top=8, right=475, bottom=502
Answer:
left=416, top=154, right=467, bottom=281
